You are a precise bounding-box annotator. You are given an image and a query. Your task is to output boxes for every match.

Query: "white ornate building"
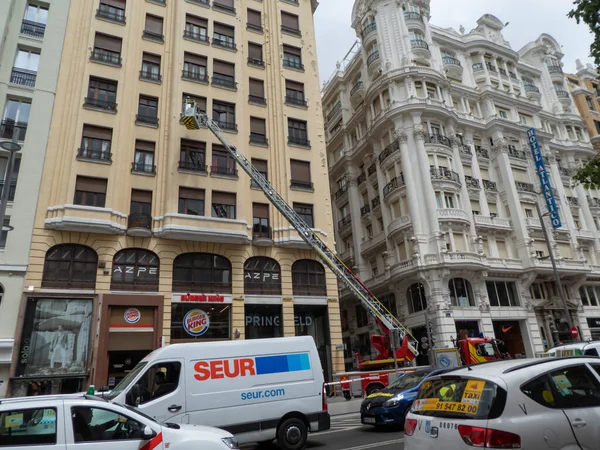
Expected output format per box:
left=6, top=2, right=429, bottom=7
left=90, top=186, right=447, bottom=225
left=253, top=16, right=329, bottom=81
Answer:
left=322, top=0, right=600, bottom=368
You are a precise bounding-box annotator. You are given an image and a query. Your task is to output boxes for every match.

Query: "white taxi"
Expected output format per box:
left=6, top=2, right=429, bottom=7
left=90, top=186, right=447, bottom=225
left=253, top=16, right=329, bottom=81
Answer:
left=0, top=394, right=239, bottom=450
left=405, top=356, right=600, bottom=449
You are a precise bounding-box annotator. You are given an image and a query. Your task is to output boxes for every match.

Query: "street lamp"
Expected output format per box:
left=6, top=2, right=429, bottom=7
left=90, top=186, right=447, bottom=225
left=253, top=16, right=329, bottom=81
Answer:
left=0, top=139, right=22, bottom=238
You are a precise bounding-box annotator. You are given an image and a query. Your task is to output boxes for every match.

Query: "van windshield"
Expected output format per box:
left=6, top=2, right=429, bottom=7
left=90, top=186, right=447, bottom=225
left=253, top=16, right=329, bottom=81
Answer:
left=411, top=377, right=505, bottom=420
left=105, top=362, right=148, bottom=400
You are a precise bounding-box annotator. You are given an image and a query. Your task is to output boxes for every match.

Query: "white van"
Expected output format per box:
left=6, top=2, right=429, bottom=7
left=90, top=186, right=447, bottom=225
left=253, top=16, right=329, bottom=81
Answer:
left=105, top=336, right=330, bottom=450
left=546, top=341, right=600, bottom=357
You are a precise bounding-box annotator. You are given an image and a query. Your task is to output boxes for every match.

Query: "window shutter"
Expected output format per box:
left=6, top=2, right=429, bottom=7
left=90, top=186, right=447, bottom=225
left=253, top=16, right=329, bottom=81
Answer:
left=135, top=140, right=155, bottom=152
left=248, top=43, right=262, bottom=59
left=180, top=187, right=205, bottom=200
left=101, top=0, right=126, bottom=8
left=94, top=33, right=122, bottom=52
left=186, top=14, right=207, bottom=27
left=463, top=165, right=473, bottom=177
left=253, top=203, right=269, bottom=219
left=512, top=169, right=528, bottom=182
left=131, top=189, right=152, bottom=203
left=76, top=176, right=107, bottom=193
left=290, top=160, right=310, bottom=181
left=249, top=78, right=264, bottom=97
left=214, top=0, right=233, bottom=7
left=184, top=52, right=207, bottom=66
left=250, top=117, right=266, bottom=135
left=181, top=139, right=205, bottom=150
left=142, top=52, right=161, bottom=64
left=252, top=158, right=267, bottom=174
left=283, top=44, right=301, bottom=56
left=558, top=243, right=572, bottom=259
left=145, top=15, right=163, bottom=34
left=213, top=60, right=235, bottom=76
left=497, top=240, right=508, bottom=258
left=281, top=12, right=299, bottom=29
left=247, top=9, right=261, bottom=26
left=285, top=80, right=304, bottom=92
left=82, top=125, right=112, bottom=140
left=212, top=191, right=236, bottom=205
left=214, top=23, right=234, bottom=37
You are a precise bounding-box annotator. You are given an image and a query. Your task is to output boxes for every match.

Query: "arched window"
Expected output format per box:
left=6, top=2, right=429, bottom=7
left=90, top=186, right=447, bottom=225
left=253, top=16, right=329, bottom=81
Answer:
left=244, top=257, right=281, bottom=295
left=292, top=260, right=326, bottom=296
left=407, top=283, right=427, bottom=314
left=42, top=244, right=98, bottom=289
left=111, top=249, right=159, bottom=292
left=449, top=278, right=475, bottom=307
left=172, top=253, right=231, bottom=293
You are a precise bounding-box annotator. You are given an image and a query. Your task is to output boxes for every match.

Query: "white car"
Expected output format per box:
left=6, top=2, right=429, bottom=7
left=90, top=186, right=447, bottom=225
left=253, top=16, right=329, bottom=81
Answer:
left=404, top=356, right=600, bottom=449
left=0, top=394, right=239, bottom=450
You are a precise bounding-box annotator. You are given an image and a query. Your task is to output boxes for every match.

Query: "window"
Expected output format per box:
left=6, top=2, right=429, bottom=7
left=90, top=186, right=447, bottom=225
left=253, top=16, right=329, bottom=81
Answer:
left=212, top=101, right=236, bottom=130
left=1, top=100, right=30, bottom=140
left=366, top=224, right=373, bottom=238
left=248, top=42, right=264, bottom=66
left=594, top=120, right=600, bottom=135
left=250, top=117, right=267, bottom=144
left=179, top=187, right=205, bottom=216
left=137, top=96, right=158, bottom=125
left=184, top=14, right=208, bottom=42
left=14, top=48, right=40, bottom=72
left=290, top=159, right=312, bottom=189
left=97, top=0, right=125, bottom=23
left=525, top=208, right=533, bottom=218
left=71, top=406, right=145, bottom=442
left=141, top=52, right=161, bottom=81
left=288, top=118, right=309, bottom=146
left=111, top=249, right=159, bottom=291
left=579, top=285, right=600, bottom=307
left=126, top=362, right=181, bottom=406
left=587, top=97, right=595, bottom=111
left=486, top=280, right=520, bottom=307
left=498, top=109, right=508, bottom=119
left=182, top=93, right=206, bottom=114
left=0, top=218, right=9, bottom=249
left=86, top=76, right=117, bottom=110
left=449, top=278, right=475, bottom=307
left=212, top=60, right=236, bottom=89
left=283, top=44, right=303, bottom=70
left=251, top=158, right=268, bottom=187
left=444, top=194, right=455, bottom=209
left=249, top=78, right=266, bottom=104
left=144, top=14, right=164, bottom=42
left=212, top=191, right=236, bottom=219
left=370, top=260, right=378, bottom=277
left=244, top=256, right=280, bottom=294
left=79, top=125, right=112, bottom=161
left=211, top=145, right=237, bottom=176
left=74, top=176, right=107, bottom=207
left=42, top=244, right=98, bottom=289
left=183, top=52, right=208, bottom=82
left=92, top=33, right=122, bottom=64
left=130, top=189, right=152, bottom=216
left=25, top=3, right=49, bottom=25
left=179, top=139, right=206, bottom=172
left=292, top=260, right=326, bottom=296
left=252, top=202, right=270, bottom=239
left=356, top=305, right=369, bottom=328
left=133, top=140, right=155, bottom=174
left=285, top=80, right=306, bottom=106
left=172, top=253, right=231, bottom=293
left=213, top=0, right=235, bottom=13
left=0, top=407, right=57, bottom=446
left=213, top=22, right=235, bottom=50
left=407, top=283, right=427, bottom=313
left=281, top=11, right=301, bottom=36
left=247, top=8, right=262, bottom=32
left=293, top=202, right=314, bottom=227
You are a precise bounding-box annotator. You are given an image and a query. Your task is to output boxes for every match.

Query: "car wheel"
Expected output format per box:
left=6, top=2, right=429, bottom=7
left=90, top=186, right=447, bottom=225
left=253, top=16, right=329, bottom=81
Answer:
left=365, top=384, right=384, bottom=397
left=277, top=418, right=308, bottom=450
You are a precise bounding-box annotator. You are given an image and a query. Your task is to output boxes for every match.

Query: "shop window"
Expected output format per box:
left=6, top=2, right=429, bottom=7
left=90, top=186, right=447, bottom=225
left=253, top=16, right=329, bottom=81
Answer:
left=42, top=244, right=98, bottom=289
left=172, top=253, right=231, bottom=293
left=407, top=283, right=427, bottom=313
left=449, top=278, right=475, bottom=307
left=245, top=304, right=283, bottom=339
left=111, top=249, right=159, bottom=292
left=292, top=259, right=326, bottom=296
left=171, top=302, right=231, bottom=341
left=71, top=406, right=144, bottom=442
left=294, top=304, right=330, bottom=380
left=486, top=280, right=519, bottom=307
left=125, top=361, right=181, bottom=406
left=0, top=407, right=57, bottom=446
left=244, top=257, right=281, bottom=295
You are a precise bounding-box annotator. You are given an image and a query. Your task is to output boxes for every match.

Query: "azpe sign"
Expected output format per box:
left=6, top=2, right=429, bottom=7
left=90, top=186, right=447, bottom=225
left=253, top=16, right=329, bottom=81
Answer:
left=527, top=128, right=561, bottom=229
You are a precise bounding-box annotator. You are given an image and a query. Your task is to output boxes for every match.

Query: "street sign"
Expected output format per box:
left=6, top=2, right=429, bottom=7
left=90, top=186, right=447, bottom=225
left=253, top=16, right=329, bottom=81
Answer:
left=527, top=128, right=562, bottom=229
left=570, top=326, right=579, bottom=339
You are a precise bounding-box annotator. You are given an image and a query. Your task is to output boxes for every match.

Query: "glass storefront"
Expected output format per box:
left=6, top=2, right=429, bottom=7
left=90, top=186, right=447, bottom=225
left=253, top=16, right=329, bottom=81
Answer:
left=294, top=304, right=331, bottom=381
left=245, top=304, right=283, bottom=339
left=587, top=318, right=600, bottom=340
left=171, top=303, right=231, bottom=341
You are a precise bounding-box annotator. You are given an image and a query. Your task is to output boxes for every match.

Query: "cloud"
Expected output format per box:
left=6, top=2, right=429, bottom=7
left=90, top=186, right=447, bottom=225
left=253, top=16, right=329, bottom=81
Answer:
left=315, top=0, right=594, bottom=84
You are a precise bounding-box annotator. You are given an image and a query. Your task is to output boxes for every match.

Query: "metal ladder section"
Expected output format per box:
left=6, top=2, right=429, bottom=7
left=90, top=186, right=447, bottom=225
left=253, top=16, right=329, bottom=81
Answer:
left=182, top=99, right=418, bottom=356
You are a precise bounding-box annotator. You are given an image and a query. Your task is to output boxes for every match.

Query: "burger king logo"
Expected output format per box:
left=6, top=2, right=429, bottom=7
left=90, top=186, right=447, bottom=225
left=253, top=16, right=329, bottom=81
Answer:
left=184, top=309, right=210, bottom=337
left=124, top=308, right=141, bottom=324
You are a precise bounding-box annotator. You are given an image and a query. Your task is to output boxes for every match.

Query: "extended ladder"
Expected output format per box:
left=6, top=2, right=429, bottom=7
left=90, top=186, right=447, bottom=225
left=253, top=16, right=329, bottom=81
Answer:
left=182, top=99, right=418, bottom=357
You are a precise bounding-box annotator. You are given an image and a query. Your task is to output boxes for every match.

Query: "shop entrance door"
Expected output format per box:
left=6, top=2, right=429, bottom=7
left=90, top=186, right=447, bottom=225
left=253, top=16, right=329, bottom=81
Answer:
left=493, top=320, right=526, bottom=358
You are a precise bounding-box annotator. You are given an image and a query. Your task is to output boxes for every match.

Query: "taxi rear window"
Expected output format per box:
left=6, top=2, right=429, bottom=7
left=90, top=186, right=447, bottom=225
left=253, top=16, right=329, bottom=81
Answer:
left=411, top=377, right=506, bottom=420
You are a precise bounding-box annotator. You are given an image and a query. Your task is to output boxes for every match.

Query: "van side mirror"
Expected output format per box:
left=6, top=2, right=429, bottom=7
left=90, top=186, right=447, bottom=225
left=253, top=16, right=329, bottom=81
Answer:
left=142, top=426, right=157, bottom=440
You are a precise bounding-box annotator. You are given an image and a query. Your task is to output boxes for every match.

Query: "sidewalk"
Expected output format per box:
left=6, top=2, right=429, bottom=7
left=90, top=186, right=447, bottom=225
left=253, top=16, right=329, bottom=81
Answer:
left=327, top=396, right=363, bottom=416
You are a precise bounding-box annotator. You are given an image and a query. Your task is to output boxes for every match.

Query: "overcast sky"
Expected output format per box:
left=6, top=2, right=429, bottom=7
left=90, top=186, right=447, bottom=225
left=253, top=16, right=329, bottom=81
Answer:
left=314, top=0, right=595, bottom=85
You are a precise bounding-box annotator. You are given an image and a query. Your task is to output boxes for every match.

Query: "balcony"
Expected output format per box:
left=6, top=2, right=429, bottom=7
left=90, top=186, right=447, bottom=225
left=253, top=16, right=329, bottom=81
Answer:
left=10, top=68, right=36, bottom=87
left=77, top=148, right=112, bottom=163
left=361, top=22, right=377, bottom=44
left=248, top=94, right=266, bottom=106
left=556, top=89, right=571, bottom=105
left=430, top=168, right=461, bottom=185
left=459, top=144, right=472, bottom=159
left=371, top=195, right=381, bottom=209
left=285, top=95, right=307, bottom=107
left=283, top=59, right=304, bottom=71
left=334, top=185, right=348, bottom=200
left=515, top=181, right=535, bottom=193
left=252, top=225, right=272, bottom=246
left=250, top=133, right=268, bottom=145
left=325, top=101, right=342, bottom=124
left=247, top=57, right=265, bottom=68
left=127, top=213, right=152, bottom=237
left=507, top=146, right=528, bottom=162
left=425, top=134, right=452, bottom=148
left=212, top=75, right=237, bottom=90
left=96, top=6, right=125, bottom=24
left=525, top=84, right=541, bottom=101
left=568, top=196, right=580, bottom=208
left=213, top=120, right=237, bottom=132
left=140, top=70, right=161, bottom=82
left=437, top=208, right=470, bottom=223
left=288, top=135, right=310, bottom=147
left=442, top=56, right=463, bottom=79
left=379, top=141, right=399, bottom=165
left=143, top=30, right=164, bottom=43
left=212, top=37, right=236, bottom=51
left=472, top=63, right=484, bottom=81
left=367, top=164, right=377, bottom=178
left=464, top=176, right=480, bottom=190
left=131, top=162, right=156, bottom=175
left=338, top=215, right=352, bottom=231
left=360, top=204, right=371, bottom=217
left=473, top=215, right=512, bottom=231
left=366, top=50, right=381, bottom=75
left=410, top=39, right=430, bottom=60
left=183, top=29, right=209, bottom=43
left=178, top=160, right=207, bottom=173
left=182, top=69, right=209, bottom=84
left=475, top=146, right=490, bottom=160
left=90, top=48, right=122, bottom=66
left=0, top=180, right=17, bottom=202
left=526, top=217, right=541, bottom=229
left=482, top=179, right=497, bottom=192
left=350, top=81, right=364, bottom=105
left=136, top=114, right=159, bottom=127
left=547, top=65, right=564, bottom=81
left=0, top=121, right=27, bottom=141
left=383, top=175, right=405, bottom=199
left=357, top=173, right=366, bottom=185
left=84, top=97, right=117, bottom=112
left=576, top=229, right=596, bottom=241
left=20, top=19, right=46, bottom=37
left=211, top=165, right=238, bottom=177
left=404, top=11, right=424, bottom=31
left=361, top=231, right=386, bottom=256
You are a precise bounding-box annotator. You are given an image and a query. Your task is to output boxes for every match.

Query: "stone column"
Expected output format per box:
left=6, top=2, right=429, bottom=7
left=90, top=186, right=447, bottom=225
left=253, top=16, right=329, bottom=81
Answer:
left=395, top=128, right=424, bottom=236
left=450, top=133, right=477, bottom=241
left=467, top=131, right=490, bottom=216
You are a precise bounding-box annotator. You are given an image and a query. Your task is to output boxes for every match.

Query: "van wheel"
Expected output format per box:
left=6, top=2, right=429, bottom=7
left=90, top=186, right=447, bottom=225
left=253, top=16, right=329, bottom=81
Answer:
left=277, top=418, right=308, bottom=450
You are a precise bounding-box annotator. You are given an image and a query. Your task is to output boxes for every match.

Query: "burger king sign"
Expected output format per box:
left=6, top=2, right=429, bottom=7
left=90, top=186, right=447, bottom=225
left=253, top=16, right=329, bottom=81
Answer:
left=124, top=308, right=141, bottom=324
left=184, top=309, right=210, bottom=337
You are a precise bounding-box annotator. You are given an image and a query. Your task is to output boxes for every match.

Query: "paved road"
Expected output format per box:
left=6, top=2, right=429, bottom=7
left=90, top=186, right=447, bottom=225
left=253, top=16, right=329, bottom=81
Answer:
left=243, top=413, right=405, bottom=450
